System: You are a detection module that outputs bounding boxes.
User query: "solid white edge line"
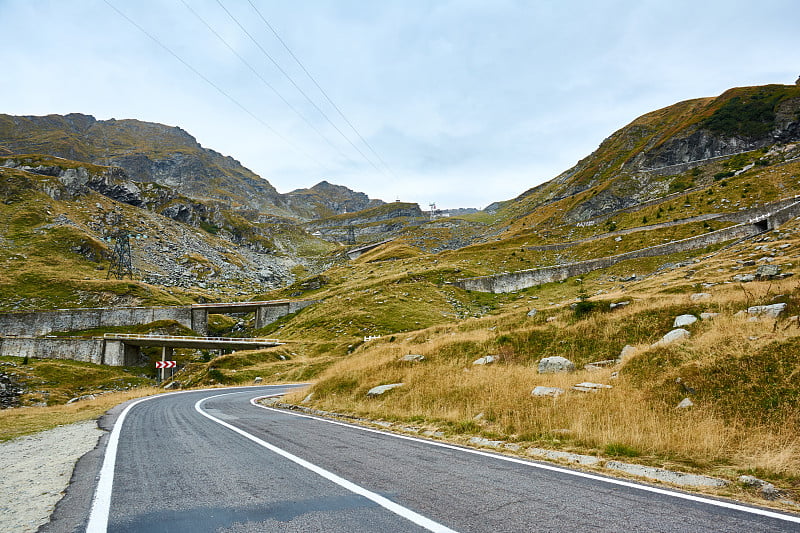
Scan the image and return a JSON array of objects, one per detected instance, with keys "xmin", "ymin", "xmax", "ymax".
[
  {"xmin": 84, "ymin": 385, "xmax": 300, "ymax": 533},
  {"xmin": 195, "ymin": 393, "xmax": 458, "ymax": 533},
  {"xmin": 249, "ymin": 396, "xmax": 800, "ymax": 525}
]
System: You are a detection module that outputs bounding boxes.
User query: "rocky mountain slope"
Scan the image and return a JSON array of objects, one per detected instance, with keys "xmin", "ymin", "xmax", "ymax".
[
  {"xmin": 0, "ymin": 113, "xmax": 290, "ymax": 215},
  {"xmin": 491, "ymin": 84, "xmax": 800, "ymax": 228},
  {"xmin": 284, "ymin": 180, "xmax": 384, "ymax": 221}
]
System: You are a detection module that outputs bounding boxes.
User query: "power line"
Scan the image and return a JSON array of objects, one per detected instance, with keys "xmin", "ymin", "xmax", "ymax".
[
  {"xmin": 245, "ymin": 0, "xmax": 398, "ymax": 179},
  {"xmin": 103, "ymin": 0, "xmax": 324, "ymax": 168},
  {"xmin": 214, "ymin": 0, "xmax": 386, "ymax": 176},
  {"xmin": 179, "ymin": 0, "xmax": 349, "ymax": 161}
]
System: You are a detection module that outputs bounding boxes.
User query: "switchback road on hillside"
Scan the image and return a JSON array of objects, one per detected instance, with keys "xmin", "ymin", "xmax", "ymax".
[{"xmin": 46, "ymin": 385, "xmax": 800, "ymax": 532}]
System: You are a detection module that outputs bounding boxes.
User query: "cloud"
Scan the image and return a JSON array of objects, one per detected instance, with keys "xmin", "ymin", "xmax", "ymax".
[{"xmin": 1, "ymin": 0, "xmax": 798, "ymax": 209}]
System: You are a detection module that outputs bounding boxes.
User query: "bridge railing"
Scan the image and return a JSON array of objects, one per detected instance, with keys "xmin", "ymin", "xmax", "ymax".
[{"xmin": 103, "ymin": 333, "xmax": 281, "ymax": 344}]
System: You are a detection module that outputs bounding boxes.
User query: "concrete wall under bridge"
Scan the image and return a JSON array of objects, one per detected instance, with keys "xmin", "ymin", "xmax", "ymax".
[
  {"xmin": 0, "ymin": 336, "xmax": 138, "ymax": 366},
  {"xmin": 0, "ymin": 300, "xmax": 316, "ymax": 338}
]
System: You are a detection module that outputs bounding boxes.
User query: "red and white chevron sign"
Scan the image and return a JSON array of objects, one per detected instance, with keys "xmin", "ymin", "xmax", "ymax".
[{"xmin": 155, "ymin": 361, "xmax": 177, "ymax": 369}]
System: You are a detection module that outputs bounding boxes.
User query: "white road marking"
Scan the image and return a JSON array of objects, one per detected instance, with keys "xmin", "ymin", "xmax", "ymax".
[
  {"xmin": 85, "ymin": 385, "xmax": 299, "ymax": 533},
  {"xmin": 250, "ymin": 396, "xmax": 800, "ymax": 525},
  {"xmin": 196, "ymin": 393, "xmax": 458, "ymax": 533}
]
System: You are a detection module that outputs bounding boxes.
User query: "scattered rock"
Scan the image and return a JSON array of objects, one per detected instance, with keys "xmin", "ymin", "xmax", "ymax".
[
  {"xmin": 469, "ymin": 436, "xmax": 503, "ymax": 448},
  {"xmin": 699, "ymin": 312, "xmax": 719, "ymax": 320},
  {"xmin": 747, "ymin": 303, "xmax": 786, "ymax": 318},
  {"xmin": 618, "ymin": 345, "xmax": 637, "ymax": 362},
  {"xmin": 527, "ymin": 447, "xmax": 601, "ymax": 465},
  {"xmin": 163, "ymin": 381, "xmax": 181, "ymax": 390},
  {"xmin": 610, "ymin": 301, "xmax": 631, "ymax": 310},
  {"xmin": 253, "ymin": 377, "xmax": 263, "ymax": 384},
  {"xmin": 531, "ymin": 386, "xmax": 565, "ymax": 397},
  {"xmin": 301, "ymin": 393, "xmax": 314, "ymax": 404},
  {"xmin": 0, "ymin": 373, "xmax": 24, "ymax": 408},
  {"xmin": 676, "ymin": 397, "xmax": 694, "ymax": 408},
  {"xmin": 584, "ymin": 359, "xmax": 617, "ymax": 371},
  {"xmin": 572, "ymin": 382, "xmax": 613, "ymax": 392},
  {"xmin": 366, "ymin": 383, "xmax": 404, "ymax": 397},
  {"xmin": 732, "ymin": 273, "xmax": 756, "ymax": 282},
  {"xmin": 755, "ymin": 264, "xmax": 781, "ymax": 280},
  {"xmin": 473, "ymin": 355, "xmax": 498, "ymax": 365},
  {"xmin": 651, "ymin": 328, "xmax": 691, "ymax": 347},
  {"xmin": 739, "ymin": 475, "xmax": 780, "ymax": 500},
  {"xmin": 690, "ymin": 292, "xmax": 711, "ymax": 302},
  {"xmin": 605, "ymin": 461, "xmax": 729, "ymax": 488},
  {"xmin": 538, "ymin": 356, "xmax": 575, "ymax": 374},
  {"xmin": 527, "ymin": 308, "xmax": 538, "ymax": 317},
  {"xmin": 66, "ymin": 394, "xmax": 97, "ymax": 404},
  {"xmin": 399, "ymin": 354, "xmax": 425, "ymax": 362},
  {"xmin": 422, "ymin": 430, "xmax": 445, "ymax": 438},
  {"xmin": 546, "ymin": 316, "xmax": 557, "ymax": 323},
  {"xmin": 673, "ymin": 314, "xmax": 698, "ymax": 327}
]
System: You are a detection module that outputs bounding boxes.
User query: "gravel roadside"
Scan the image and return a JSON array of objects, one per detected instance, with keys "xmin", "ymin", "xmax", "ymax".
[{"xmin": 0, "ymin": 421, "xmax": 104, "ymax": 533}]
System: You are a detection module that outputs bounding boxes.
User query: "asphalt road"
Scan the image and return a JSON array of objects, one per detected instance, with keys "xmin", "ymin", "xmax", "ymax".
[{"xmin": 47, "ymin": 385, "xmax": 800, "ymax": 532}]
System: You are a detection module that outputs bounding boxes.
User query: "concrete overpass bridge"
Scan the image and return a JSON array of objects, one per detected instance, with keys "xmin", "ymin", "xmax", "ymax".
[
  {"xmin": 103, "ymin": 334, "xmax": 283, "ymax": 366},
  {"xmin": 0, "ymin": 334, "xmax": 283, "ymax": 366}
]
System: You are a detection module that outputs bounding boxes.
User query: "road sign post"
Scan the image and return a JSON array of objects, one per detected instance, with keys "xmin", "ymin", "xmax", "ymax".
[{"xmin": 157, "ymin": 346, "xmax": 175, "ymax": 382}]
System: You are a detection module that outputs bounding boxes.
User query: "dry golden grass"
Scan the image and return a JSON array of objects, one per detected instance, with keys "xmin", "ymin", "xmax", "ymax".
[
  {"xmin": 0, "ymin": 387, "xmax": 163, "ymax": 442},
  {"xmin": 286, "ymin": 272, "xmax": 800, "ymax": 489}
]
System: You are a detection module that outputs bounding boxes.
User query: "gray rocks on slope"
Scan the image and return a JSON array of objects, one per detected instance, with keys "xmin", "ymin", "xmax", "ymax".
[{"xmin": 537, "ymin": 356, "xmax": 576, "ymax": 374}]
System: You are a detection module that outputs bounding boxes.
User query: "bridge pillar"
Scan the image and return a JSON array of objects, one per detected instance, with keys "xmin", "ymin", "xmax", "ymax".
[
  {"xmin": 191, "ymin": 308, "xmax": 208, "ymax": 336},
  {"xmin": 255, "ymin": 303, "xmax": 291, "ymax": 329},
  {"xmin": 103, "ymin": 340, "xmax": 141, "ymax": 366}
]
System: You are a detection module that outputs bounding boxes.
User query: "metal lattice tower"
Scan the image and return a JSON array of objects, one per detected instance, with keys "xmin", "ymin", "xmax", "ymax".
[{"xmin": 107, "ymin": 231, "xmax": 134, "ymax": 280}]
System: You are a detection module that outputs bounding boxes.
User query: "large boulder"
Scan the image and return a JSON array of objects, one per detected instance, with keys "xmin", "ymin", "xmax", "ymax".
[
  {"xmin": 755, "ymin": 264, "xmax": 781, "ymax": 280},
  {"xmin": 366, "ymin": 383, "xmax": 404, "ymax": 397},
  {"xmin": 618, "ymin": 345, "xmax": 637, "ymax": 362},
  {"xmin": 531, "ymin": 386, "xmax": 565, "ymax": 397},
  {"xmin": 747, "ymin": 303, "xmax": 786, "ymax": 318},
  {"xmin": 673, "ymin": 314, "xmax": 698, "ymax": 327},
  {"xmin": 538, "ymin": 356, "xmax": 575, "ymax": 374},
  {"xmin": 651, "ymin": 328, "xmax": 691, "ymax": 348}
]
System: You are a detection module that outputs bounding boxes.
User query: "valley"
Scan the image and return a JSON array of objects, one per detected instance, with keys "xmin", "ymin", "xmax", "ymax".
[{"xmin": 2, "ymin": 83, "xmax": 800, "ymax": 512}]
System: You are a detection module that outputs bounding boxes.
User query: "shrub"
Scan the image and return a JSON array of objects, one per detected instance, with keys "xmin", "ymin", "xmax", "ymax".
[
  {"xmin": 605, "ymin": 442, "xmax": 641, "ymax": 457},
  {"xmin": 573, "ymin": 300, "xmax": 599, "ymax": 318}
]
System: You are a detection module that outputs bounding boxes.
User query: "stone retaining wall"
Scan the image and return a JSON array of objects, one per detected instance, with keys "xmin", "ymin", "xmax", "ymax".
[
  {"xmin": 0, "ymin": 306, "xmax": 196, "ymax": 337},
  {"xmin": 454, "ymin": 200, "xmax": 800, "ymax": 293},
  {"xmin": 0, "ymin": 337, "xmax": 105, "ymax": 365}
]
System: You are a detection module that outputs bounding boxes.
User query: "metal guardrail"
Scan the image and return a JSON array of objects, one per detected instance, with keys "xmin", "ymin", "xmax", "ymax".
[{"xmin": 103, "ymin": 334, "xmax": 281, "ymax": 344}]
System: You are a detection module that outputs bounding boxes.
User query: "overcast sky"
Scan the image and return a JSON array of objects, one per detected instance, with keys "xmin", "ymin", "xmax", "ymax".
[{"xmin": 1, "ymin": 1, "xmax": 798, "ymax": 209}]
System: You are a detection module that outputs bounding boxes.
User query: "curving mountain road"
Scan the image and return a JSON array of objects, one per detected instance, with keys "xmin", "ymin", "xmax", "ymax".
[{"xmin": 45, "ymin": 385, "xmax": 800, "ymax": 532}]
